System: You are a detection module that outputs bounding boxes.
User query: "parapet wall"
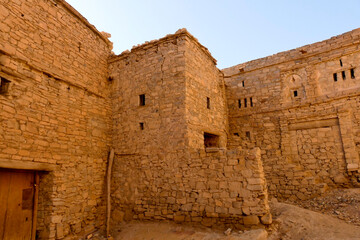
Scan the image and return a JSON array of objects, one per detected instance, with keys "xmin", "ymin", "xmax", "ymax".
[
  {"xmin": 224, "ymin": 27, "xmax": 360, "ymax": 201},
  {"xmin": 0, "ymin": 0, "xmax": 112, "ymax": 239}
]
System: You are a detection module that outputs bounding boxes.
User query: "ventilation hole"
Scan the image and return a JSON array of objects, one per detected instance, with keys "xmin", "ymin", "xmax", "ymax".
[
  {"xmin": 139, "ymin": 94, "xmax": 145, "ymax": 106},
  {"xmin": 244, "ymin": 98, "xmax": 247, "ymax": 108},
  {"xmin": 246, "ymin": 131, "xmax": 251, "ymax": 139},
  {"xmin": 242, "ymin": 81, "xmax": 245, "ymax": 87},
  {"xmin": 139, "ymin": 122, "xmax": 144, "ymax": 130},
  {"xmin": 250, "ymin": 97, "xmax": 253, "ymax": 107},
  {"xmin": 340, "ymin": 59, "xmax": 343, "ymax": 67},
  {"xmin": 293, "ymin": 90, "xmax": 298, "ymax": 97},
  {"xmin": 351, "ymin": 68, "xmax": 355, "ymax": 79},
  {"xmin": 333, "ymin": 73, "xmax": 338, "ymax": 82},
  {"xmin": 207, "ymin": 97, "xmax": 210, "ymax": 109},
  {"xmin": 342, "ymin": 71, "xmax": 346, "ymax": 80},
  {"xmin": 238, "ymin": 99, "xmax": 241, "ymax": 108},
  {"xmin": 0, "ymin": 77, "xmax": 11, "ymax": 94}
]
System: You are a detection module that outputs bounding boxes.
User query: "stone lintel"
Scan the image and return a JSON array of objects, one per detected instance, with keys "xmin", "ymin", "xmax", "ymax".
[{"xmin": 0, "ymin": 159, "xmax": 59, "ymax": 171}]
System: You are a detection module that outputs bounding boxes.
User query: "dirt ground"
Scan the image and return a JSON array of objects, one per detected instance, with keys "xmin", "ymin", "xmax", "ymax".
[{"xmin": 106, "ymin": 189, "xmax": 360, "ymax": 240}]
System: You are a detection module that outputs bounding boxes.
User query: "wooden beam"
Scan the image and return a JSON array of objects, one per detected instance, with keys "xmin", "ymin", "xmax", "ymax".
[
  {"xmin": 0, "ymin": 159, "xmax": 58, "ymax": 171},
  {"xmin": 31, "ymin": 172, "xmax": 39, "ymax": 240}
]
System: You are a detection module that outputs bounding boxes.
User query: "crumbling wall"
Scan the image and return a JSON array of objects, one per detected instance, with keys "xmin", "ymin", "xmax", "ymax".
[
  {"xmin": 224, "ymin": 28, "xmax": 360, "ymax": 201},
  {"xmin": 109, "ymin": 30, "xmax": 271, "ymax": 228},
  {"xmin": 0, "ymin": 0, "xmax": 112, "ymax": 239}
]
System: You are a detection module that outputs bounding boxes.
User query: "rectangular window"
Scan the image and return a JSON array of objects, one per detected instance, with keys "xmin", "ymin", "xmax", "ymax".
[
  {"xmin": 244, "ymin": 98, "xmax": 247, "ymax": 108},
  {"xmin": 351, "ymin": 68, "xmax": 355, "ymax": 79},
  {"xmin": 238, "ymin": 99, "xmax": 241, "ymax": 108},
  {"xmin": 204, "ymin": 132, "xmax": 219, "ymax": 148},
  {"xmin": 139, "ymin": 122, "xmax": 144, "ymax": 130},
  {"xmin": 333, "ymin": 73, "xmax": 337, "ymax": 82},
  {"xmin": 139, "ymin": 94, "xmax": 145, "ymax": 106},
  {"xmin": 293, "ymin": 90, "xmax": 298, "ymax": 97},
  {"xmin": 0, "ymin": 77, "xmax": 10, "ymax": 94},
  {"xmin": 242, "ymin": 81, "xmax": 245, "ymax": 87},
  {"xmin": 207, "ymin": 97, "xmax": 210, "ymax": 109},
  {"xmin": 342, "ymin": 71, "xmax": 346, "ymax": 80}
]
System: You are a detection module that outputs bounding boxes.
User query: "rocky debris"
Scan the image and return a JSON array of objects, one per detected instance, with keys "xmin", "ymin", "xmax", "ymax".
[
  {"xmin": 268, "ymin": 200, "xmax": 360, "ymax": 240},
  {"xmin": 287, "ymin": 188, "xmax": 360, "ymax": 226},
  {"xmin": 224, "ymin": 228, "xmax": 232, "ymax": 236}
]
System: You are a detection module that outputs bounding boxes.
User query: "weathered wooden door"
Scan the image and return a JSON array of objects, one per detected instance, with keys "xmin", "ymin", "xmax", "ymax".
[{"xmin": 0, "ymin": 169, "xmax": 38, "ymax": 240}]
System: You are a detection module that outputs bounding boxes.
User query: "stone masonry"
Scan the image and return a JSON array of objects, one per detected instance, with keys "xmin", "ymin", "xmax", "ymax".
[
  {"xmin": 223, "ymin": 28, "xmax": 360, "ymax": 200},
  {"xmin": 0, "ymin": 0, "xmax": 359, "ymax": 239}
]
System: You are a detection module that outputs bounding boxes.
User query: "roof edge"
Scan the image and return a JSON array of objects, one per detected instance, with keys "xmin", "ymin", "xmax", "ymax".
[
  {"xmin": 222, "ymin": 27, "xmax": 360, "ymax": 77},
  {"xmin": 109, "ymin": 28, "xmax": 217, "ymax": 65},
  {"xmin": 59, "ymin": 0, "xmax": 113, "ymax": 48}
]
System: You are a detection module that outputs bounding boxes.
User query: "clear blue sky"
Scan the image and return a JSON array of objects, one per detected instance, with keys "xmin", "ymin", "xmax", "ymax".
[{"xmin": 66, "ymin": 0, "xmax": 360, "ymax": 69}]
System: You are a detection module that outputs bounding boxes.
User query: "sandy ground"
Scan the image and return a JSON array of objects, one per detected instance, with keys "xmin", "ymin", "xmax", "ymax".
[{"xmin": 268, "ymin": 200, "xmax": 360, "ymax": 240}]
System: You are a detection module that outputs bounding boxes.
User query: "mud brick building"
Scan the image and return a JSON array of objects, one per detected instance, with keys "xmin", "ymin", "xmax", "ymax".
[{"xmin": 0, "ymin": 0, "xmax": 359, "ymax": 239}]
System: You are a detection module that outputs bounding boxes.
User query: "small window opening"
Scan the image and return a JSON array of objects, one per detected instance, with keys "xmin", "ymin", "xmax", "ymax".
[
  {"xmin": 250, "ymin": 97, "xmax": 253, "ymax": 107},
  {"xmin": 204, "ymin": 132, "xmax": 219, "ymax": 148},
  {"xmin": 244, "ymin": 98, "xmax": 247, "ymax": 108},
  {"xmin": 139, "ymin": 94, "xmax": 145, "ymax": 106},
  {"xmin": 238, "ymin": 99, "xmax": 241, "ymax": 108},
  {"xmin": 245, "ymin": 131, "xmax": 251, "ymax": 139},
  {"xmin": 333, "ymin": 73, "xmax": 338, "ymax": 82},
  {"xmin": 242, "ymin": 81, "xmax": 245, "ymax": 87},
  {"xmin": 293, "ymin": 90, "xmax": 298, "ymax": 97},
  {"xmin": 239, "ymin": 68, "xmax": 244, "ymax": 73},
  {"xmin": 350, "ymin": 68, "xmax": 355, "ymax": 79},
  {"xmin": 0, "ymin": 77, "xmax": 11, "ymax": 94},
  {"xmin": 206, "ymin": 97, "xmax": 210, "ymax": 109},
  {"xmin": 342, "ymin": 71, "xmax": 346, "ymax": 80},
  {"xmin": 234, "ymin": 133, "xmax": 239, "ymax": 136},
  {"xmin": 340, "ymin": 59, "xmax": 343, "ymax": 67},
  {"xmin": 139, "ymin": 122, "xmax": 144, "ymax": 130}
]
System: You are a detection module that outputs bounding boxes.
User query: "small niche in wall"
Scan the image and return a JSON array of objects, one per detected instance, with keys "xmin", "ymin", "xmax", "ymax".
[
  {"xmin": 244, "ymin": 98, "xmax": 247, "ymax": 108},
  {"xmin": 0, "ymin": 77, "xmax": 11, "ymax": 94},
  {"xmin": 204, "ymin": 132, "xmax": 219, "ymax": 148},
  {"xmin": 139, "ymin": 94, "xmax": 145, "ymax": 106},
  {"xmin": 342, "ymin": 71, "xmax": 346, "ymax": 80},
  {"xmin": 238, "ymin": 99, "xmax": 241, "ymax": 108},
  {"xmin": 139, "ymin": 122, "xmax": 144, "ymax": 130},
  {"xmin": 207, "ymin": 97, "xmax": 211, "ymax": 109},
  {"xmin": 293, "ymin": 90, "xmax": 298, "ymax": 97},
  {"xmin": 250, "ymin": 97, "xmax": 253, "ymax": 107},
  {"xmin": 333, "ymin": 73, "xmax": 338, "ymax": 82},
  {"xmin": 245, "ymin": 131, "xmax": 251, "ymax": 139},
  {"xmin": 350, "ymin": 68, "xmax": 355, "ymax": 79}
]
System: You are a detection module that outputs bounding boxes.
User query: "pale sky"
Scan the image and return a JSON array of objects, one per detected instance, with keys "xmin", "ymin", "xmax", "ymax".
[{"xmin": 66, "ymin": 0, "xmax": 360, "ymax": 69}]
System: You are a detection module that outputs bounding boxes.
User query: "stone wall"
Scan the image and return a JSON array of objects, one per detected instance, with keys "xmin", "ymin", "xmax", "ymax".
[
  {"xmin": 109, "ymin": 30, "xmax": 271, "ymax": 228},
  {"xmin": 224, "ymin": 28, "xmax": 360, "ymax": 200},
  {"xmin": 0, "ymin": 0, "xmax": 112, "ymax": 239}
]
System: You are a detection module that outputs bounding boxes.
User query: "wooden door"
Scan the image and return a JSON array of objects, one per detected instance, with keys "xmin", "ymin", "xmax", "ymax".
[{"xmin": 0, "ymin": 169, "xmax": 37, "ymax": 240}]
